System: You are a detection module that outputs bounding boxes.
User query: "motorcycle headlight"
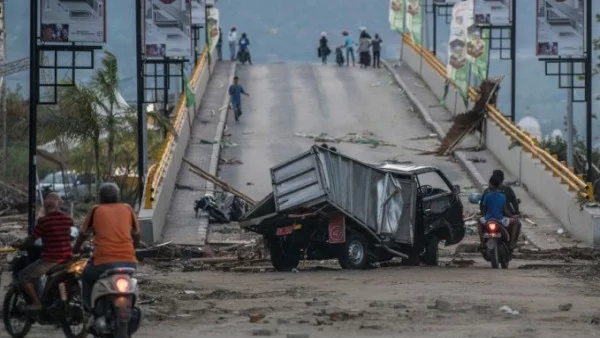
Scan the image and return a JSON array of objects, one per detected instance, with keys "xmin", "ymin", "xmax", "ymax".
[{"xmin": 68, "ymin": 259, "xmax": 88, "ymax": 275}]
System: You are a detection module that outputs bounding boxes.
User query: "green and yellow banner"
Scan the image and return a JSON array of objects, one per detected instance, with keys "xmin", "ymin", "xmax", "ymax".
[
  {"xmin": 405, "ymin": 0, "xmax": 422, "ymax": 45},
  {"xmin": 206, "ymin": 7, "xmax": 220, "ymax": 51},
  {"xmin": 389, "ymin": 0, "xmax": 406, "ymax": 33}
]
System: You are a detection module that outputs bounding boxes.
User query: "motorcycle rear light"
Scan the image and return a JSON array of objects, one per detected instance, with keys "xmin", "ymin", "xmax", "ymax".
[
  {"xmin": 488, "ymin": 222, "xmax": 497, "ymax": 232},
  {"xmin": 115, "ymin": 278, "xmax": 130, "ymax": 293}
]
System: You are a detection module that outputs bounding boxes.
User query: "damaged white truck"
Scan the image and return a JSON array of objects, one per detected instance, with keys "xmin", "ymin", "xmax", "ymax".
[{"xmin": 240, "ymin": 145, "xmax": 466, "ymax": 271}]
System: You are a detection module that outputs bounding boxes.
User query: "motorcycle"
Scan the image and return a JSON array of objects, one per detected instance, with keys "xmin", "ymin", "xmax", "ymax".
[
  {"xmin": 194, "ymin": 192, "xmax": 249, "ymax": 223},
  {"xmin": 80, "ymin": 243, "xmax": 142, "ymax": 338},
  {"xmin": 335, "ymin": 46, "xmax": 344, "ymax": 66},
  {"xmin": 3, "ymin": 248, "xmax": 87, "ymax": 338},
  {"xmin": 481, "ymin": 219, "xmax": 512, "ymax": 269},
  {"xmin": 236, "ymin": 48, "xmax": 251, "ymax": 65},
  {"xmin": 468, "ymin": 193, "xmax": 514, "ymax": 269}
]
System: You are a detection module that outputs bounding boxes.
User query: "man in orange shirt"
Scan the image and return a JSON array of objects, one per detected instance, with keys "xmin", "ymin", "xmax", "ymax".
[{"xmin": 73, "ymin": 183, "xmax": 140, "ymax": 310}]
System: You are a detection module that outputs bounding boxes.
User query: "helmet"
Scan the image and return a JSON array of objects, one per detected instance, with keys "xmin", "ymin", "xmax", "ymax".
[
  {"xmin": 98, "ymin": 182, "xmax": 120, "ymax": 204},
  {"xmin": 342, "ymin": 30, "xmax": 348, "ymax": 35},
  {"xmin": 468, "ymin": 192, "xmax": 482, "ymax": 204},
  {"xmin": 320, "ymin": 31, "xmax": 327, "ymax": 37},
  {"xmin": 231, "ymin": 25, "xmax": 236, "ymax": 30}
]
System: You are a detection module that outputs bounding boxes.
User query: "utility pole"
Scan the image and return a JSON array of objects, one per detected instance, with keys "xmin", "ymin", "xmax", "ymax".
[{"xmin": 0, "ymin": 0, "xmax": 6, "ymax": 178}]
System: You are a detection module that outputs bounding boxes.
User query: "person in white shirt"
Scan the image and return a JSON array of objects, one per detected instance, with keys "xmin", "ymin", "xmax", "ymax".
[{"xmin": 228, "ymin": 26, "xmax": 238, "ymax": 61}]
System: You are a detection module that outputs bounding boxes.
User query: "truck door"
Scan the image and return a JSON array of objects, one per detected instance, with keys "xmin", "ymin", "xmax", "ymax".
[{"xmin": 416, "ymin": 170, "xmax": 464, "ymax": 245}]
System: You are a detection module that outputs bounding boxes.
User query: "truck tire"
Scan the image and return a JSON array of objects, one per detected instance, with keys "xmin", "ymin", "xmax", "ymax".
[
  {"xmin": 338, "ymin": 233, "xmax": 370, "ymax": 270},
  {"xmin": 268, "ymin": 239, "xmax": 300, "ymax": 272},
  {"xmin": 423, "ymin": 235, "xmax": 439, "ymax": 266}
]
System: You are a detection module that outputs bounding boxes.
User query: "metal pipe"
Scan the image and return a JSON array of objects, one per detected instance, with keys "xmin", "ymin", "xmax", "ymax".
[
  {"xmin": 509, "ymin": 0, "xmax": 516, "ymax": 121},
  {"xmin": 432, "ymin": 3, "xmax": 437, "ymax": 56},
  {"xmin": 135, "ymin": 0, "xmax": 147, "ymax": 208},
  {"xmin": 585, "ymin": 0, "xmax": 593, "ymax": 181},
  {"xmin": 566, "ymin": 62, "xmax": 574, "ymax": 168},
  {"xmin": 205, "ymin": 2, "xmax": 211, "ymax": 74},
  {"xmin": 28, "ymin": 0, "xmax": 39, "ymax": 233},
  {"xmin": 163, "ymin": 58, "xmax": 169, "ymax": 117}
]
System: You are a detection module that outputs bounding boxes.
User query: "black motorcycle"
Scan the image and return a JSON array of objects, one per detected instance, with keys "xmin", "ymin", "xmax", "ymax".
[
  {"xmin": 335, "ymin": 47, "xmax": 344, "ymax": 66},
  {"xmin": 194, "ymin": 192, "xmax": 248, "ymax": 223},
  {"xmin": 236, "ymin": 48, "xmax": 251, "ymax": 65},
  {"xmin": 3, "ymin": 246, "xmax": 87, "ymax": 338}
]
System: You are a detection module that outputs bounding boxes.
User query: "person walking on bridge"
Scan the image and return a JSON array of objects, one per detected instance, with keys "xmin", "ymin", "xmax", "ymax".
[
  {"xmin": 342, "ymin": 30, "xmax": 355, "ymax": 67},
  {"xmin": 358, "ymin": 30, "xmax": 371, "ymax": 68},
  {"xmin": 228, "ymin": 76, "xmax": 250, "ymax": 122},
  {"xmin": 228, "ymin": 26, "xmax": 237, "ymax": 61}
]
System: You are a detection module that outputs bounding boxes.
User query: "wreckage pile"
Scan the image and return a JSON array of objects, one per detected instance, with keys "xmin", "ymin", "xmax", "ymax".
[
  {"xmin": 0, "ymin": 181, "xmax": 28, "ymax": 215},
  {"xmin": 426, "ymin": 77, "xmax": 502, "ymax": 156}
]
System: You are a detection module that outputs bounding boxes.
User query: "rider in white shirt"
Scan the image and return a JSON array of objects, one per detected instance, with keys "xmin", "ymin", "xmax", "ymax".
[{"xmin": 228, "ymin": 26, "xmax": 238, "ymax": 61}]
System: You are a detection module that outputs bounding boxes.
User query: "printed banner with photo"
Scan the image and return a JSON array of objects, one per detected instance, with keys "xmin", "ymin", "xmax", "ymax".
[
  {"xmin": 406, "ymin": 0, "xmax": 422, "ymax": 44},
  {"xmin": 144, "ymin": 0, "xmax": 192, "ymax": 58},
  {"xmin": 473, "ymin": 0, "xmax": 511, "ymax": 25},
  {"xmin": 446, "ymin": 0, "xmax": 472, "ymax": 101},
  {"xmin": 206, "ymin": 6, "xmax": 220, "ymax": 51},
  {"xmin": 40, "ymin": 0, "xmax": 106, "ymax": 43},
  {"xmin": 191, "ymin": 0, "xmax": 204, "ymax": 26},
  {"xmin": 535, "ymin": 0, "xmax": 584, "ymax": 57},
  {"xmin": 389, "ymin": 0, "xmax": 406, "ymax": 33},
  {"xmin": 464, "ymin": 2, "xmax": 490, "ymax": 83}
]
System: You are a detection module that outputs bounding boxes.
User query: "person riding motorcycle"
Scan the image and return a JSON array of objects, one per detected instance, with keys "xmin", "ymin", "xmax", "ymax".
[
  {"xmin": 11, "ymin": 192, "xmax": 74, "ymax": 312},
  {"xmin": 72, "ymin": 182, "xmax": 141, "ymax": 311},
  {"xmin": 479, "ymin": 169, "xmax": 519, "ymax": 216},
  {"xmin": 478, "ymin": 175, "xmax": 521, "ymax": 250}
]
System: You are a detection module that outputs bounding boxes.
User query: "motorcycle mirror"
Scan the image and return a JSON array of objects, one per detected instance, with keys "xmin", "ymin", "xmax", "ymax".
[{"xmin": 453, "ymin": 184, "xmax": 461, "ymax": 194}]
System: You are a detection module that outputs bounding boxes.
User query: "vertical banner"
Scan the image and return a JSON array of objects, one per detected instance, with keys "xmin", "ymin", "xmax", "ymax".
[
  {"xmin": 535, "ymin": 0, "xmax": 584, "ymax": 56},
  {"xmin": 389, "ymin": 0, "xmax": 406, "ymax": 33},
  {"xmin": 466, "ymin": 19, "xmax": 490, "ymax": 83},
  {"xmin": 406, "ymin": 0, "xmax": 422, "ymax": 44},
  {"xmin": 206, "ymin": 7, "xmax": 220, "ymax": 51},
  {"xmin": 446, "ymin": 0, "xmax": 472, "ymax": 101},
  {"xmin": 144, "ymin": 0, "xmax": 192, "ymax": 58},
  {"xmin": 40, "ymin": 0, "xmax": 107, "ymax": 43}
]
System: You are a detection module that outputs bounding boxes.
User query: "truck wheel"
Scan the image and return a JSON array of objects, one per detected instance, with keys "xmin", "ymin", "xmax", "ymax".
[
  {"xmin": 268, "ymin": 239, "xmax": 300, "ymax": 272},
  {"xmin": 423, "ymin": 235, "xmax": 439, "ymax": 266},
  {"xmin": 338, "ymin": 233, "xmax": 370, "ymax": 270}
]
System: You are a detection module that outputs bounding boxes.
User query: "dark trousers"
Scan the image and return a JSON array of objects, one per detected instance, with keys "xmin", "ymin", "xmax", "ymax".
[
  {"xmin": 373, "ymin": 51, "xmax": 381, "ymax": 68},
  {"xmin": 82, "ymin": 261, "xmax": 136, "ymax": 310},
  {"xmin": 346, "ymin": 47, "xmax": 355, "ymax": 66}
]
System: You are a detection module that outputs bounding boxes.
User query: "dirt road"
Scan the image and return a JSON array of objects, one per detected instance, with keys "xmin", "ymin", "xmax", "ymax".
[{"xmin": 7, "ymin": 256, "xmax": 600, "ymax": 338}]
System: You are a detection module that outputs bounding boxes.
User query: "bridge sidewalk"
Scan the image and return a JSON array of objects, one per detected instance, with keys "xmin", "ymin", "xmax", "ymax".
[
  {"xmin": 162, "ymin": 61, "xmax": 235, "ymax": 245},
  {"xmin": 384, "ymin": 60, "xmax": 582, "ymax": 250}
]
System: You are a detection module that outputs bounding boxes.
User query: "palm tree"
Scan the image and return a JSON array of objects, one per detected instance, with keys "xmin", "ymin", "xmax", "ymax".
[
  {"xmin": 91, "ymin": 51, "xmax": 123, "ymax": 179},
  {"xmin": 39, "ymin": 84, "xmax": 103, "ymax": 186}
]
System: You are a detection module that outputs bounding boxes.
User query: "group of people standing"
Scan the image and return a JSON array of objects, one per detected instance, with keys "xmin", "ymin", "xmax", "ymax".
[
  {"xmin": 318, "ymin": 27, "xmax": 383, "ymax": 68},
  {"xmin": 217, "ymin": 26, "xmax": 252, "ymax": 64}
]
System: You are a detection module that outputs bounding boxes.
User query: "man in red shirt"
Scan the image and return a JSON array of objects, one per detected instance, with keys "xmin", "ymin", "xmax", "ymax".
[{"xmin": 13, "ymin": 192, "xmax": 74, "ymax": 311}]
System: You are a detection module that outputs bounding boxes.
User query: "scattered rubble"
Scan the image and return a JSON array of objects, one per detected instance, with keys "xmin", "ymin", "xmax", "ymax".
[{"xmin": 294, "ymin": 131, "xmax": 396, "ymax": 148}]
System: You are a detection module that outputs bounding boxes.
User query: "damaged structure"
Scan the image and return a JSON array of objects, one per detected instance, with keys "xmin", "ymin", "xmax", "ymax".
[{"xmin": 240, "ymin": 145, "xmax": 466, "ymax": 271}]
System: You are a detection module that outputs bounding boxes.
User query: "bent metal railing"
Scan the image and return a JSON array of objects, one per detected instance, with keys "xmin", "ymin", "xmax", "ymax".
[
  {"xmin": 401, "ymin": 33, "xmax": 593, "ymax": 200},
  {"xmin": 143, "ymin": 46, "xmax": 209, "ymax": 209}
]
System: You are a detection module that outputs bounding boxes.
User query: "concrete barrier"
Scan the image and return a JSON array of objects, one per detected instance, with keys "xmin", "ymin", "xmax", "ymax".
[
  {"xmin": 399, "ymin": 35, "xmax": 600, "ymax": 248},
  {"xmin": 138, "ymin": 49, "xmax": 218, "ymax": 243}
]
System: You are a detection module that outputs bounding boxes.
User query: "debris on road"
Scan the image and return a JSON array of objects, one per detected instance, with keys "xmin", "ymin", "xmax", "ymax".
[
  {"xmin": 428, "ymin": 299, "xmax": 451, "ymax": 311},
  {"xmin": 558, "ymin": 303, "xmax": 573, "ymax": 312},
  {"xmin": 219, "ymin": 158, "xmax": 244, "ymax": 165},
  {"xmin": 499, "ymin": 305, "xmax": 520, "ymax": 316},
  {"xmin": 294, "ymin": 131, "xmax": 396, "ymax": 148}
]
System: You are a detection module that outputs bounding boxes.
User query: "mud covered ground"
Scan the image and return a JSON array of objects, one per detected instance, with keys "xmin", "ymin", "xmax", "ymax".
[{"xmin": 3, "ymin": 251, "xmax": 600, "ymax": 338}]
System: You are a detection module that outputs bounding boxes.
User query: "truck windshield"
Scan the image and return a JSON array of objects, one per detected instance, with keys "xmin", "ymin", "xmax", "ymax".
[{"xmin": 417, "ymin": 171, "xmax": 451, "ymax": 193}]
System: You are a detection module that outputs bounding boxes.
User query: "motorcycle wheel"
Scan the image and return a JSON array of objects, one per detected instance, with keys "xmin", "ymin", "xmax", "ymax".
[
  {"xmin": 115, "ymin": 319, "xmax": 129, "ymax": 338},
  {"xmin": 489, "ymin": 246, "xmax": 499, "ymax": 269},
  {"xmin": 60, "ymin": 282, "xmax": 86, "ymax": 338},
  {"xmin": 2, "ymin": 287, "xmax": 33, "ymax": 338}
]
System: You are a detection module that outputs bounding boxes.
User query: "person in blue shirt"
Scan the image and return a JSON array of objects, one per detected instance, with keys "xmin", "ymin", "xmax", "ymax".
[
  {"xmin": 342, "ymin": 30, "xmax": 355, "ymax": 67},
  {"xmin": 228, "ymin": 76, "xmax": 250, "ymax": 122},
  {"xmin": 479, "ymin": 175, "xmax": 521, "ymax": 250}
]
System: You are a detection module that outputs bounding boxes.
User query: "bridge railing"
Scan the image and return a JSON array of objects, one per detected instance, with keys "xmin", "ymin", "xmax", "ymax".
[
  {"xmin": 401, "ymin": 33, "xmax": 593, "ymax": 199},
  {"xmin": 143, "ymin": 46, "xmax": 209, "ymax": 210}
]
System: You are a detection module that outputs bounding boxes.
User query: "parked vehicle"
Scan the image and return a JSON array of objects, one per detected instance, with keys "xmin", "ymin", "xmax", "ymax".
[
  {"xmin": 335, "ymin": 46, "xmax": 344, "ymax": 66},
  {"xmin": 38, "ymin": 170, "xmax": 78, "ymax": 200},
  {"xmin": 240, "ymin": 145, "xmax": 465, "ymax": 271}
]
